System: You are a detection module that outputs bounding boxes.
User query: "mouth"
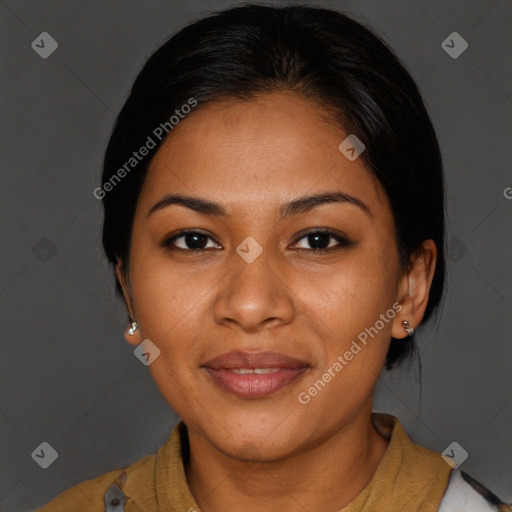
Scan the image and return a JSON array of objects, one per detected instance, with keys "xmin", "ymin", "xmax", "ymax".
[{"xmin": 201, "ymin": 350, "xmax": 310, "ymax": 399}]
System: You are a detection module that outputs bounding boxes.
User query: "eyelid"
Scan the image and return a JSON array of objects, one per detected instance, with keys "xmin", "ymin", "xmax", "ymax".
[
  {"xmin": 292, "ymin": 227, "xmax": 351, "ymax": 242},
  {"xmin": 290, "ymin": 228, "xmax": 354, "ymax": 249},
  {"xmin": 160, "ymin": 229, "xmax": 220, "ymax": 249},
  {"xmin": 161, "ymin": 227, "xmax": 354, "ymax": 251}
]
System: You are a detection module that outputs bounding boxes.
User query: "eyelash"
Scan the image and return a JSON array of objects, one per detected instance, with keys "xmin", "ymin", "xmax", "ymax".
[{"xmin": 160, "ymin": 228, "xmax": 354, "ymax": 253}]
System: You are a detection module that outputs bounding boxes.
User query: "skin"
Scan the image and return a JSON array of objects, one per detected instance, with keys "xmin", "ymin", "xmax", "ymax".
[{"xmin": 116, "ymin": 91, "xmax": 437, "ymax": 511}]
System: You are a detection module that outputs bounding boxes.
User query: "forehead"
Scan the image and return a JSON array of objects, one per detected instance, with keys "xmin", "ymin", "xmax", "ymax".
[{"xmin": 141, "ymin": 92, "xmax": 387, "ymax": 217}]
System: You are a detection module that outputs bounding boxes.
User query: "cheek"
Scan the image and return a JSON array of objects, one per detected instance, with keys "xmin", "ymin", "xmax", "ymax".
[
  {"xmin": 306, "ymin": 250, "xmax": 397, "ymax": 388},
  {"xmin": 298, "ymin": 276, "xmax": 394, "ymax": 420},
  {"xmin": 129, "ymin": 254, "xmax": 206, "ymax": 410},
  {"xmin": 128, "ymin": 245, "xmax": 226, "ymax": 398},
  {"xmin": 311, "ymin": 250, "xmax": 396, "ymax": 333},
  {"xmin": 129, "ymin": 244, "xmax": 208, "ymax": 336}
]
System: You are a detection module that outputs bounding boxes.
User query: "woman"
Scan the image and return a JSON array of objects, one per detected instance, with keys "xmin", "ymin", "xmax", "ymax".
[{"xmin": 38, "ymin": 4, "xmax": 510, "ymax": 511}]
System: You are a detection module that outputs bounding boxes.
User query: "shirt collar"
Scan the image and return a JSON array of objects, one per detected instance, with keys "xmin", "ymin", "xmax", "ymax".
[{"xmin": 154, "ymin": 412, "xmax": 451, "ymax": 512}]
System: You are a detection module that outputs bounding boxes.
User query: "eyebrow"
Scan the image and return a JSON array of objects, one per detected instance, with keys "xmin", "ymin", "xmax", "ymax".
[{"xmin": 147, "ymin": 191, "xmax": 373, "ymax": 220}]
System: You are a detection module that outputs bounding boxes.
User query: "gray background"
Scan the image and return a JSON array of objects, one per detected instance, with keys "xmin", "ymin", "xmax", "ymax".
[{"xmin": 1, "ymin": 0, "xmax": 511, "ymax": 510}]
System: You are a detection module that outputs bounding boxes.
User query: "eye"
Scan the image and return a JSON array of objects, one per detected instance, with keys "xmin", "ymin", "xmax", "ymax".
[
  {"xmin": 292, "ymin": 229, "xmax": 354, "ymax": 251},
  {"xmin": 160, "ymin": 230, "xmax": 221, "ymax": 251},
  {"xmin": 161, "ymin": 228, "xmax": 354, "ymax": 252}
]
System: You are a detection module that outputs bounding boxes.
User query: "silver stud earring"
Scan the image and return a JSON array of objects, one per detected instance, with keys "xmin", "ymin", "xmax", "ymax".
[
  {"xmin": 402, "ymin": 320, "xmax": 414, "ymax": 336},
  {"xmin": 127, "ymin": 321, "xmax": 139, "ymax": 336}
]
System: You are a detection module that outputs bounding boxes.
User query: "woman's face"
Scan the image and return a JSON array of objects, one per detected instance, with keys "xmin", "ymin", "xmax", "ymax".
[{"xmin": 119, "ymin": 91, "xmax": 422, "ymax": 460}]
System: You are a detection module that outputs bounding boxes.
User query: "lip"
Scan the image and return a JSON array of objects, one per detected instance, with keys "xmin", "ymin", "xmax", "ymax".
[{"xmin": 202, "ymin": 350, "xmax": 310, "ymax": 398}]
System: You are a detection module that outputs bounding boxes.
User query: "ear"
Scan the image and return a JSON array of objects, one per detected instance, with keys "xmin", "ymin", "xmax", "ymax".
[
  {"xmin": 392, "ymin": 239, "xmax": 437, "ymax": 339},
  {"xmin": 115, "ymin": 258, "xmax": 140, "ymax": 347}
]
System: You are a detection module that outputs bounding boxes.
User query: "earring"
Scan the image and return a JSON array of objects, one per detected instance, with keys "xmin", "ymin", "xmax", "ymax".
[
  {"xmin": 402, "ymin": 320, "xmax": 414, "ymax": 336},
  {"xmin": 127, "ymin": 321, "xmax": 139, "ymax": 336}
]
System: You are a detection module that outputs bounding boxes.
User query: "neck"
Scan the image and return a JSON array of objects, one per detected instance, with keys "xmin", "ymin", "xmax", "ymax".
[{"xmin": 184, "ymin": 409, "xmax": 389, "ymax": 512}]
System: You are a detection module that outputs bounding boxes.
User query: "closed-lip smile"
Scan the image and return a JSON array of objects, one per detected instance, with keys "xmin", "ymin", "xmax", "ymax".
[{"xmin": 201, "ymin": 350, "xmax": 310, "ymax": 398}]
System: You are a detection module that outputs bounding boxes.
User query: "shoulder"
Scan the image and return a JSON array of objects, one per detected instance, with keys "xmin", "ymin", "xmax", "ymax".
[
  {"xmin": 438, "ymin": 468, "xmax": 512, "ymax": 512},
  {"xmin": 36, "ymin": 451, "xmax": 157, "ymax": 511}
]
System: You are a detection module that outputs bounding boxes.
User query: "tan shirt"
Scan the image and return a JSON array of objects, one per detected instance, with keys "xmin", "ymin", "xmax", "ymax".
[{"xmin": 37, "ymin": 413, "xmax": 454, "ymax": 511}]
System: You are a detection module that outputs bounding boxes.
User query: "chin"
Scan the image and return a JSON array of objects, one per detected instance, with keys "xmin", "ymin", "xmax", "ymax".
[{"xmin": 202, "ymin": 410, "xmax": 308, "ymax": 461}]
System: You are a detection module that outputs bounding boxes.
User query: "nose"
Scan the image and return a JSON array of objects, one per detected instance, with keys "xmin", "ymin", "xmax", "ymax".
[{"xmin": 213, "ymin": 243, "xmax": 295, "ymax": 333}]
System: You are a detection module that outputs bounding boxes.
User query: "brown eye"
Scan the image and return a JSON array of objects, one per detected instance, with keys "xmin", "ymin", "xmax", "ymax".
[
  {"xmin": 293, "ymin": 229, "xmax": 354, "ymax": 251},
  {"xmin": 161, "ymin": 230, "xmax": 221, "ymax": 251}
]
